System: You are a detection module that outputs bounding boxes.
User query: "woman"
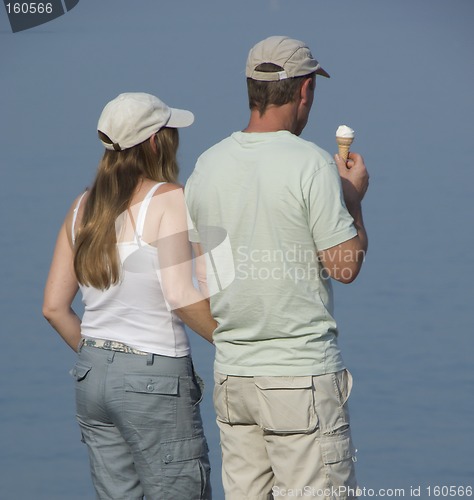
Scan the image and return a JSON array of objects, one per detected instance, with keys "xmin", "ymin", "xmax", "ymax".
[{"xmin": 43, "ymin": 92, "xmax": 216, "ymax": 499}]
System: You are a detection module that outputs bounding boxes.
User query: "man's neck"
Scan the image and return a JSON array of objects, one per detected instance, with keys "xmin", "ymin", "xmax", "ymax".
[{"xmin": 243, "ymin": 104, "xmax": 299, "ymax": 134}]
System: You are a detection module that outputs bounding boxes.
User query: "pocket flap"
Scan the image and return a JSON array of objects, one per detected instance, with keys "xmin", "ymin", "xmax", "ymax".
[
  {"xmin": 161, "ymin": 435, "xmax": 209, "ymax": 464},
  {"xmin": 124, "ymin": 374, "xmax": 178, "ymax": 395},
  {"xmin": 254, "ymin": 376, "xmax": 317, "ymax": 433},
  {"xmin": 214, "ymin": 372, "xmax": 228, "ymax": 385},
  {"xmin": 321, "ymin": 433, "xmax": 354, "ymax": 464},
  {"xmin": 254, "ymin": 376, "xmax": 313, "ymax": 390},
  {"xmin": 70, "ymin": 362, "xmax": 92, "ymax": 381}
]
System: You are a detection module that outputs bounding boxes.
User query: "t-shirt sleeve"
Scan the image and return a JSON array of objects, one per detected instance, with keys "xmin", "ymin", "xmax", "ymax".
[{"xmin": 304, "ymin": 160, "xmax": 357, "ymax": 251}]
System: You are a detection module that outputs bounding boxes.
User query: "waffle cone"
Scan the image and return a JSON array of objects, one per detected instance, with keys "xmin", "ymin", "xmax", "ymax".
[{"xmin": 336, "ymin": 136, "xmax": 353, "ymax": 162}]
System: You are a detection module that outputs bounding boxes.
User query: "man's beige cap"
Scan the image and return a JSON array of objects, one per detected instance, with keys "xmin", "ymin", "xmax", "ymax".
[{"xmin": 246, "ymin": 35, "xmax": 330, "ymax": 81}]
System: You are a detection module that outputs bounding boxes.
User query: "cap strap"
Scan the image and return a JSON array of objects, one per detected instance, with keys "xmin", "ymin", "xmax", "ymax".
[{"xmin": 251, "ymin": 69, "xmax": 288, "ymax": 81}]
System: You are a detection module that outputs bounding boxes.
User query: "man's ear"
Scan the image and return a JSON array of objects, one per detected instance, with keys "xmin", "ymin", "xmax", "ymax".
[{"xmin": 300, "ymin": 76, "xmax": 315, "ymax": 104}]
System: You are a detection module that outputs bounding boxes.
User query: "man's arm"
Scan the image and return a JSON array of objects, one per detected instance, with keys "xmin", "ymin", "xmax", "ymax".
[{"xmin": 318, "ymin": 152, "xmax": 369, "ymax": 284}]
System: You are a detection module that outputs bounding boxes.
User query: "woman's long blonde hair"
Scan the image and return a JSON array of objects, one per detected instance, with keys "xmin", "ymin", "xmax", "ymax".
[{"xmin": 74, "ymin": 128, "xmax": 179, "ymax": 289}]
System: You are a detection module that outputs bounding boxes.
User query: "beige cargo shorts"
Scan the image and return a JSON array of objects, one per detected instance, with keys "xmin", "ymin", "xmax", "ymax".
[{"xmin": 213, "ymin": 369, "xmax": 358, "ymax": 500}]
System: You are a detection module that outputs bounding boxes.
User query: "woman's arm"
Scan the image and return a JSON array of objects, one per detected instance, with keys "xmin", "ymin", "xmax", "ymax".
[
  {"xmin": 154, "ymin": 185, "xmax": 217, "ymax": 344},
  {"xmin": 192, "ymin": 242, "xmax": 210, "ymax": 299},
  {"xmin": 43, "ymin": 204, "xmax": 81, "ymax": 351}
]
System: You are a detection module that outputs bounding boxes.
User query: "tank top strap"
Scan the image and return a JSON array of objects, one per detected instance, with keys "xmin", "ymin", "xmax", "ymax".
[
  {"xmin": 71, "ymin": 191, "xmax": 88, "ymax": 245},
  {"xmin": 135, "ymin": 182, "xmax": 166, "ymax": 239}
]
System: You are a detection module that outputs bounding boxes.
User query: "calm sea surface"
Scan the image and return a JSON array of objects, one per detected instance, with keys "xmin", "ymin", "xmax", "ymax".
[
  {"xmin": 1, "ymin": 1, "xmax": 473, "ymax": 497},
  {"xmin": 1, "ymin": 151, "xmax": 473, "ymax": 499}
]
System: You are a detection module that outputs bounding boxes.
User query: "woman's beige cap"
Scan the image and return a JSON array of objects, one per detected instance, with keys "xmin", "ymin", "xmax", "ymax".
[
  {"xmin": 97, "ymin": 92, "xmax": 194, "ymax": 151},
  {"xmin": 246, "ymin": 35, "xmax": 330, "ymax": 81}
]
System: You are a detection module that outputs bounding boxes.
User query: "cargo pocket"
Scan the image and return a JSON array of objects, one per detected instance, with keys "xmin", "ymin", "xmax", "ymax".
[
  {"xmin": 313, "ymin": 371, "xmax": 352, "ymax": 434},
  {"xmin": 123, "ymin": 374, "xmax": 178, "ymax": 429},
  {"xmin": 320, "ymin": 429, "xmax": 357, "ymax": 489},
  {"xmin": 161, "ymin": 435, "xmax": 211, "ymax": 500},
  {"xmin": 213, "ymin": 372, "xmax": 230, "ymax": 424},
  {"xmin": 190, "ymin": 370, "xmax": 205, "ymax": 407},
  {"xmin": 333, "ymin": 369, "xmax": 353, "ymax": 407},
  {"xmin": 70, "ymin": 362, "xmax": 93, "ymax": 419},
  {"xmin": 254, "ymin": 376, "xmax": 318, "ymax": 434},
  {"xmin": 69, "ymin": 362, "xmax": 92, "ymax": 381}
]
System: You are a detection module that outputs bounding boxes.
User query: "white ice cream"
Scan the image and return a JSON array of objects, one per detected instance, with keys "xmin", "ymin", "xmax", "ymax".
[{"xmin": 336, "ymin": 125, "xmax": 355, "ymax": 138}]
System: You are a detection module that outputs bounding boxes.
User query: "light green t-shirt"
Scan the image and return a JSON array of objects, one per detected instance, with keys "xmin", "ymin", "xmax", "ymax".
[{"xmin": 185, "ymin": 131, "xmax": 357, "ymax": 376}]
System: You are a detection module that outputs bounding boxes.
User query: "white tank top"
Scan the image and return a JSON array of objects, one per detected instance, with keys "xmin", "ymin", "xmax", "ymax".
[{"xmin": 72, "ymin": 183, "xmax": 190, "ymax": 357}]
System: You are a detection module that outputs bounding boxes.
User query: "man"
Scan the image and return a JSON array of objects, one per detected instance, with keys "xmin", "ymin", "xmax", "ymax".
[{"xmin": 186, "ymin": 36, "xmax": 369, "ymax": 499}]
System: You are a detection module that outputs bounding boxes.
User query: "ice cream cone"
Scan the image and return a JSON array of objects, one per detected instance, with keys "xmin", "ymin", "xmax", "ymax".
[{"xmin": 336, "ymin": 136, "xmax": 353, "ymax": 163}]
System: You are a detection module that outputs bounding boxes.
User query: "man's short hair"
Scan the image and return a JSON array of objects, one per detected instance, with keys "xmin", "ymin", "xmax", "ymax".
[{"xmin": 247, "ymin": 63, "xmax": 315, "ymax": 116}]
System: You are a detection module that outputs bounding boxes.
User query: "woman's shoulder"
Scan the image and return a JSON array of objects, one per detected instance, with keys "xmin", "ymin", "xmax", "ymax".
[
  {"xmin": 148, "ymin": 182, "xmax": 184, "ymax": 208},
  {"xmin": 64, "ymin": 190, "xmax": 89, "ymax": 244},
  {"xmin": 153, "ymin": 181, "xmax": 183, "ymax": 195},
  {"xmin": 134, "ymin": 182, "xmax": 185, "ymax": 220},
  {"xmin": 67, "ymin": 190, "xmax": 89, "ymax": 220},
  {"xmin": 137, "ymin": 180, "xmax": 183, "ymax": 198}
]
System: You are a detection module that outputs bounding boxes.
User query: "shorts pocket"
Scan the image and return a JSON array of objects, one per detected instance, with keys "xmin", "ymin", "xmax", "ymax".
[
  {"xmin": 190, "ymin": 371, "xmax": 204, "ymax": 407},
  {"xmin": 124, "ymin": 374, "xmax": 179, "ymax": 395},
  {"xmin": 254, "ymin": 376, "xmax": 318, "ymax": 434},
  {"xmin": 69, "ymin": 362, "xmax": 92, "ymax": 381},
  {"xmin": 213, "ymin": 372, "xmax": 230, "ymax": 424},
  {"xmin": 333, "ymin": 369, "xmax": 353, "ymax": 407},
  {"xmin": 161, "ymin": 435, "xmax": 211, "ymax": 500},
  {"xmin": 123, "ymin": 374, "xmax": 178, "ymax": 429},
  {"xmin": 70, "ymin": 362, "xmax": 93, "ymax": 419},
  {"xmin": 313, "ymin": 371, "xmax": 352, "ymax": 434},
  {"xmin": 320, "ymin": 429, "xmax": 357, "ymax": 489}
]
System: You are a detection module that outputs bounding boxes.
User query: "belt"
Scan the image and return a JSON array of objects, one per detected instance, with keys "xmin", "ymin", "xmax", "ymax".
[{"xmin": 80, "ymin": 338, "xmax": 148, "ymax": 356}]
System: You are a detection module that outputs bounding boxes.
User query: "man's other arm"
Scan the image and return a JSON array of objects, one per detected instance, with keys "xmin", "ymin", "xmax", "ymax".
[{"xmin": 318, "ymin": 152, "xmax": 369, "ymax": 284}]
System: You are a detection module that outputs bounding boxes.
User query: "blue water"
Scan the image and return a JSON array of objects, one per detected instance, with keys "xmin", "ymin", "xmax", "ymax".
[
  {"xmin": 1, "ymin": 151, "xmax": 473, "ymax": 499},
  {"xmin": 1, "ymin": 1, "xmax": 474, "ymax": 498}
]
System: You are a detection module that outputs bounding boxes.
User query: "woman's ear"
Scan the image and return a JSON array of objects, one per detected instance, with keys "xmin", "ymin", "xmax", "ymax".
[{"xmin": 149, "ymin": 133, "xmax": 157, "ymax": 153}]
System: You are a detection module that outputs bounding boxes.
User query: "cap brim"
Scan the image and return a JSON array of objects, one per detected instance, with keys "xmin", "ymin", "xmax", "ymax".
[
  {"xmin": 167, "ymin": 108, "xmax": 195, "ymax": 128},
  {"xmin": 316, "ymin": 66, "xmax": 330, "ymax": 78}
]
